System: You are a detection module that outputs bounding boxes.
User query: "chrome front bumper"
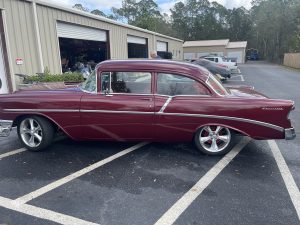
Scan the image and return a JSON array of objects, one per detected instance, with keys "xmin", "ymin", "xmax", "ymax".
[
  {"xmin": 0, "ymin": 120, "xmax": 13, "ymax": 137},
  {"xmin": 285, "ymin": 127, "xmax": 296, "ymax": 140}
]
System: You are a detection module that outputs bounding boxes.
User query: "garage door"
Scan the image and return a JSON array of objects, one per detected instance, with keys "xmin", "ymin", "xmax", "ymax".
[
  {"xmin": 57, "ymin": 22, "xmax": 107, "ymax": 41},
  {"xmin": 157, "ymin": 41, "xmax": 167, "ymax": 52},
  {"xmin": 227, "ymin": 51, "xmax": 243, "ymax": 63},
  {"xmin": 127, "ymin": 35, "xmax": 148, "ymax": 58}
]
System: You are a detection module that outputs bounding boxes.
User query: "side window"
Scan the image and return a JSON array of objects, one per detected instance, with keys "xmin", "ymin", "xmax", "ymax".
[
  {"xmin": 215, "ymin": 58, "xmax": 219, "ymax": 62},
  {"xmin": 157, "ymin": 73, "xmax": 210, "ymax": 96},
  {"xmin": 101, "ymin": 72, "xmax": 151, "ymax": 94}
]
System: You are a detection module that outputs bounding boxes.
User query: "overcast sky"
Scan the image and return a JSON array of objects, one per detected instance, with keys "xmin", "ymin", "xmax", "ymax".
[{"xmin": 43, "ymin": 0, "xmax": 252, "ymax": 15}]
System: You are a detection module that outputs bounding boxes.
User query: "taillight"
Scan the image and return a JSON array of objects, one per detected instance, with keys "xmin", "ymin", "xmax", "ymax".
[{"xmin": 288, "ymin": 102, "xmax": 295, "ymax": 119}]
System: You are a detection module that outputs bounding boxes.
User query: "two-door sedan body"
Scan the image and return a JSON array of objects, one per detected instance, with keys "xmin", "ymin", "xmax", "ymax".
[{"xmin": 0, "ymin": 60, "xmax": 296, "ymax": 155}]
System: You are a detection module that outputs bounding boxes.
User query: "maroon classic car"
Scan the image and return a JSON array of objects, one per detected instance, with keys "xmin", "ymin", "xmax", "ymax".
[{"xmin": 0, "ymin": 60, "xmax": 296, "ymax": 155}]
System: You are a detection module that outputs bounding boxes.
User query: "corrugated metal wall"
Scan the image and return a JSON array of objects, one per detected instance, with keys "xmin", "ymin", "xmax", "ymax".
[
  {"xmin": 36, "ymin": 3, "xmax": 183, "ymax": 73},
  {"xmin": 0, "ymin": 0, "xmax": 183, "ymax": 88},
  {"xmin": 0, "ymin": 0, "xmax": 40, "ymax": 85}
]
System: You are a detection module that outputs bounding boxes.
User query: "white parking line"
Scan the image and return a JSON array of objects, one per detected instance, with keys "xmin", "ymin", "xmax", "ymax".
[
  {"xmin": 14, "ymin": 142, "xmax": 149, "ymax": 205},
  {"xmin": 0, "ymin": 148, "xmax": 26, "ymax": 160},
  {"xmin": 230, "ymin": 74, "xmax": 245, "ymax": 81},
  {"xmin": 268, "ymin": 140, "xmax": 300, "ymax": 220},
  {"xmin": 154, "ymin": 137, "xmax": 251, "ymax": 225},
  {"xmin": 0, "ymin": 196, "xmax": 99, "ymax": 225}
]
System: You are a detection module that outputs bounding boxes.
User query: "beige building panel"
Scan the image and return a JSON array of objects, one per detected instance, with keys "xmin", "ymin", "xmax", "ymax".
[
  {"xmin": 0, "ymin": 0, "xmax": 40, "ymax": 78},
  {"xmin": 183, "ymin": 46, "xmax": 226, "ymax": 53},
  {"xmin": 226, "ymin": 48, "xmax": 246, "ymax": 63},
  {"xmin": 1, "ymin": 0, "xmax": 183, "ymax": 89},
  {"xmin": 36, "ymin": 3, "xmax": 183, "ymax": 73}
]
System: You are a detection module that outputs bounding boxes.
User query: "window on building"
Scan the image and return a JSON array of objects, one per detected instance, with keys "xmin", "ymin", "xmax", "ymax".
[{"xmin": 127, "ymin": 35, "xmax": 148, "ymax": 58}]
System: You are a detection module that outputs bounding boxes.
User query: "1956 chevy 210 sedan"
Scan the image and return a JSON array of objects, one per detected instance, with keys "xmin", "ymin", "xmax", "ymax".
[{"xmin": 0, "ymin": 60, "xmax": 296, "ymax": 155}]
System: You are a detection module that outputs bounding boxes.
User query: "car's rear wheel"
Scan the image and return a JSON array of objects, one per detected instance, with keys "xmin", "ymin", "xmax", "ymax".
[
  {"xmin": 194, "ymin": 125, "xmax": 236, "ymax": 155},
  {"xmin": 17, "ymin": 116, "xmax": 54, "ymax": 152}
]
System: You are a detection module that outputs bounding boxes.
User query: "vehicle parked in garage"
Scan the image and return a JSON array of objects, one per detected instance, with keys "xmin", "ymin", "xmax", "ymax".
[
  {"xmin": 191, "ymin": 58, "xmax": 231, "ymax": 80},
  {"xmin": 0, "ymin": 60, "xmax": 296, "ymax": 155},
  {"xmin": 204, "ymin": 56, "xmax": 238, "ymax": 71}
]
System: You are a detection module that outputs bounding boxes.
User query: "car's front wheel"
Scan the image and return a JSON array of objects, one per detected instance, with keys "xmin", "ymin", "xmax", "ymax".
[
  {"xmin": 17, "ymin": 116, "xmax": 54, "ymax": 152},
  {"xmin": 194, "ymin": 125, "xmax": 236, "ymax": 155}
]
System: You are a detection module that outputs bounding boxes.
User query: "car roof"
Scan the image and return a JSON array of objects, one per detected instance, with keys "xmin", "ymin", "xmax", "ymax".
[{"xmin": 96, "ymin": 60, "xmax": 210, "ymax": 81}]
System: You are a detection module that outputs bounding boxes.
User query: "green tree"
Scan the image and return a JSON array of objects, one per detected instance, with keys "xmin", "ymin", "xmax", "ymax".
[
  {"xmin": 73, "ymin": 3, "xmax": 89, "ymax": 12},
  {"xmin": 91, "ymin": 9, "xmax": 107, "ymax": 17}
]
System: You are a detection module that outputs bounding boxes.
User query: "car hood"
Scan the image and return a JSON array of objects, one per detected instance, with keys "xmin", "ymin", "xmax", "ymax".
[{"xmin": 226, "ymin": 85, "xmax": 268, "ymax": 98}]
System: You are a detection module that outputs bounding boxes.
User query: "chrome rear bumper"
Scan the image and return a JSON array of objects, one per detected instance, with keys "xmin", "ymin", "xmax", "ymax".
[
  {"xmin": 0, "ymin": 120, "xmax": 13, "ymax": 137},
  {"xmin": 285, "ymin": 127, "xmax": 296, "ymax": 140}
]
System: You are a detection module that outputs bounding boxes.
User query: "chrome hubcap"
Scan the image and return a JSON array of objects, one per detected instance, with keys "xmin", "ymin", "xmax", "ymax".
[
  {"xmin": 20, "ymin": 118, "xmax": 43, "ymax": 148},
  {"xmin": 199, "ymin": 126, "xmax": 231, "ymax": 153}
]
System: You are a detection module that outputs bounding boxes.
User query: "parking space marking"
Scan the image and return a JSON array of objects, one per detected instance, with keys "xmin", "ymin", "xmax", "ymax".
[
  {"xmin": 0, "ymin": 196, "xmax": 99, "ymax": 225},
  {"xmin": 154, "ymin": 137, "xmax": 251, "ymax": 225},
  {"xmin": 268, "ymin": 140, "xmax": 300, "ymax": 220},
  {"xmin": 0, "ymin": 148, "xmax": 26, "ymax": 160},
  {"xmin": 229, "ymin": 74, "xmax": 245, "ymax": 82},
  {"xmin": 13, "ymin": 142, "xmax": 149, "ymax": 205}
]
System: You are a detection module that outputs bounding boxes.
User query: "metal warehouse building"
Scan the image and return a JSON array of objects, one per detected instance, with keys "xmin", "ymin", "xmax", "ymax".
[
  {"xmin": 0, "ymin": 0, "xmax": 183, "ymax": 94},
  {"xmin": 183, "ymin": 39, "xmax": 247, "ymax": 64}
]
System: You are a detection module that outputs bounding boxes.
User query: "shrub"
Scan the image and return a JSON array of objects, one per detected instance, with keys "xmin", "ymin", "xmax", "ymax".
[{"xmin": 26, "ymin": 72, "xmax": 84, "ymax": 83}]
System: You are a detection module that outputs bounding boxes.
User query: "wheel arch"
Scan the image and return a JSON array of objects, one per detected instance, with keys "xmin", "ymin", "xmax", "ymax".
[
  {"xmin": 13, "ymin": 113, "xmax": 75, "ymax": 140},
  {"xmin": 194, "ymin": 123, "xmax": 250, "ymax": 137}
]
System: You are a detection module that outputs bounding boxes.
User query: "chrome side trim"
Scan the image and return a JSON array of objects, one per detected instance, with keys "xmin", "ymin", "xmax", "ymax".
[
  {"xmin": 3, "ymin": 109, "xmax": 284, "ymax": 132},
  {"xmin": 4, "ymin": 109, "xmax": 80, "ymax": 113},
  {"xmin": 156, "ymin": 112, "xmax": 284, "ymax": 132},
  {"xmin": 159, "ymin": 97, "xmax": 173, "ymax": 113},
  {"xmin": 80, "ymin": 109, "xmax": 154, "ymax": 115}
]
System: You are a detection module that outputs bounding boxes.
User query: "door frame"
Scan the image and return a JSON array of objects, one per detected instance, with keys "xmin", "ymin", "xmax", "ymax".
[{"xmin": 0, "ymin": 9, "xmax": 12, "ymax": 93}]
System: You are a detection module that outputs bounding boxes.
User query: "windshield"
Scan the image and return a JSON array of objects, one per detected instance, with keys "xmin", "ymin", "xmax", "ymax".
[
  {"xmin": 79, "ymin": 70, "xmax": 96, "ymax": 93},
  {"xmin": 206, "ymin": 73, "xmax": 229, "ymax": 96}
]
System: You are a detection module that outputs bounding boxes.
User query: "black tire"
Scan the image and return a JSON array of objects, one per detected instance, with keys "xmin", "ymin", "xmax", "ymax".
[
  {"xmin": 194, "ymin": 125, "xmax": 236, "ymax": 156},
  {"xmin": 17, "ymin": 116, "xmax": 55, "ymax": 152}
]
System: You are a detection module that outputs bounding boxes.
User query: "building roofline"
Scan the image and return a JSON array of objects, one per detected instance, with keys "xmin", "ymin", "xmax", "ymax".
[{"xmin": 24, "ymin": 0, "xmax": 183, "ymax": 42}]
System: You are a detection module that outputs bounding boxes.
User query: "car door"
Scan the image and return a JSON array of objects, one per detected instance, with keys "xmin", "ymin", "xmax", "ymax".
[
  {"xmin": 154, "ymin": 72, "xmax": 212, "ymax": 141},
  {"xmin": 81, "ymin": 71, "xmax": 155, "ymax": 141}
]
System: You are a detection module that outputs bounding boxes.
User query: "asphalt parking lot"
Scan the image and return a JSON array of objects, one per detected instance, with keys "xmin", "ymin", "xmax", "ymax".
[{"xmin": 0, "ymin": 61, "xmax": 300, "ymax": 225}]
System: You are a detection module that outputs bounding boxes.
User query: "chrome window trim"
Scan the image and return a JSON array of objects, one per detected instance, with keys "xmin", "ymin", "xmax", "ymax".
[
  {"xmin": 100, "ymin": 93, "xmax": 154, "ymax": 96},
  {"xmin": 159, "ymin": 97, "xmax": 173, "ymax": 113},
  {"xmin": 205, "ymin": 73, "xmax": 228, "ymax": 97},
  {"xmin": 100, "ymin": 71, "xmax": 152, "ymax": 95},
  {"xmin": 156, "ymin": 72, "xmax": 212, "ymax": 97}
]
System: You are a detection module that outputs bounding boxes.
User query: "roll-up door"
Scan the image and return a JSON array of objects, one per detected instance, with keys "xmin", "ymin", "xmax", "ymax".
[
  {"xmin": 127, "ymin": 35, "xmax": 147, "ymax": 45},
  {"xmin": 57, "ymin": 22, "xmax": 109, "ymax": 73},
  {"xmin": 157, "ymin": 41, "xmax": 167, "ymax": 52},
  {"xmin": 127, "ymin": 35, "xmax": 148, "ymax": 58},
  {"xmin": 227, "ymin": 51, "xmax": 243, "ymax": 63},
  {"xmin": 57, "ymin": 22, "xmax": 107, "ymax": 42}
]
